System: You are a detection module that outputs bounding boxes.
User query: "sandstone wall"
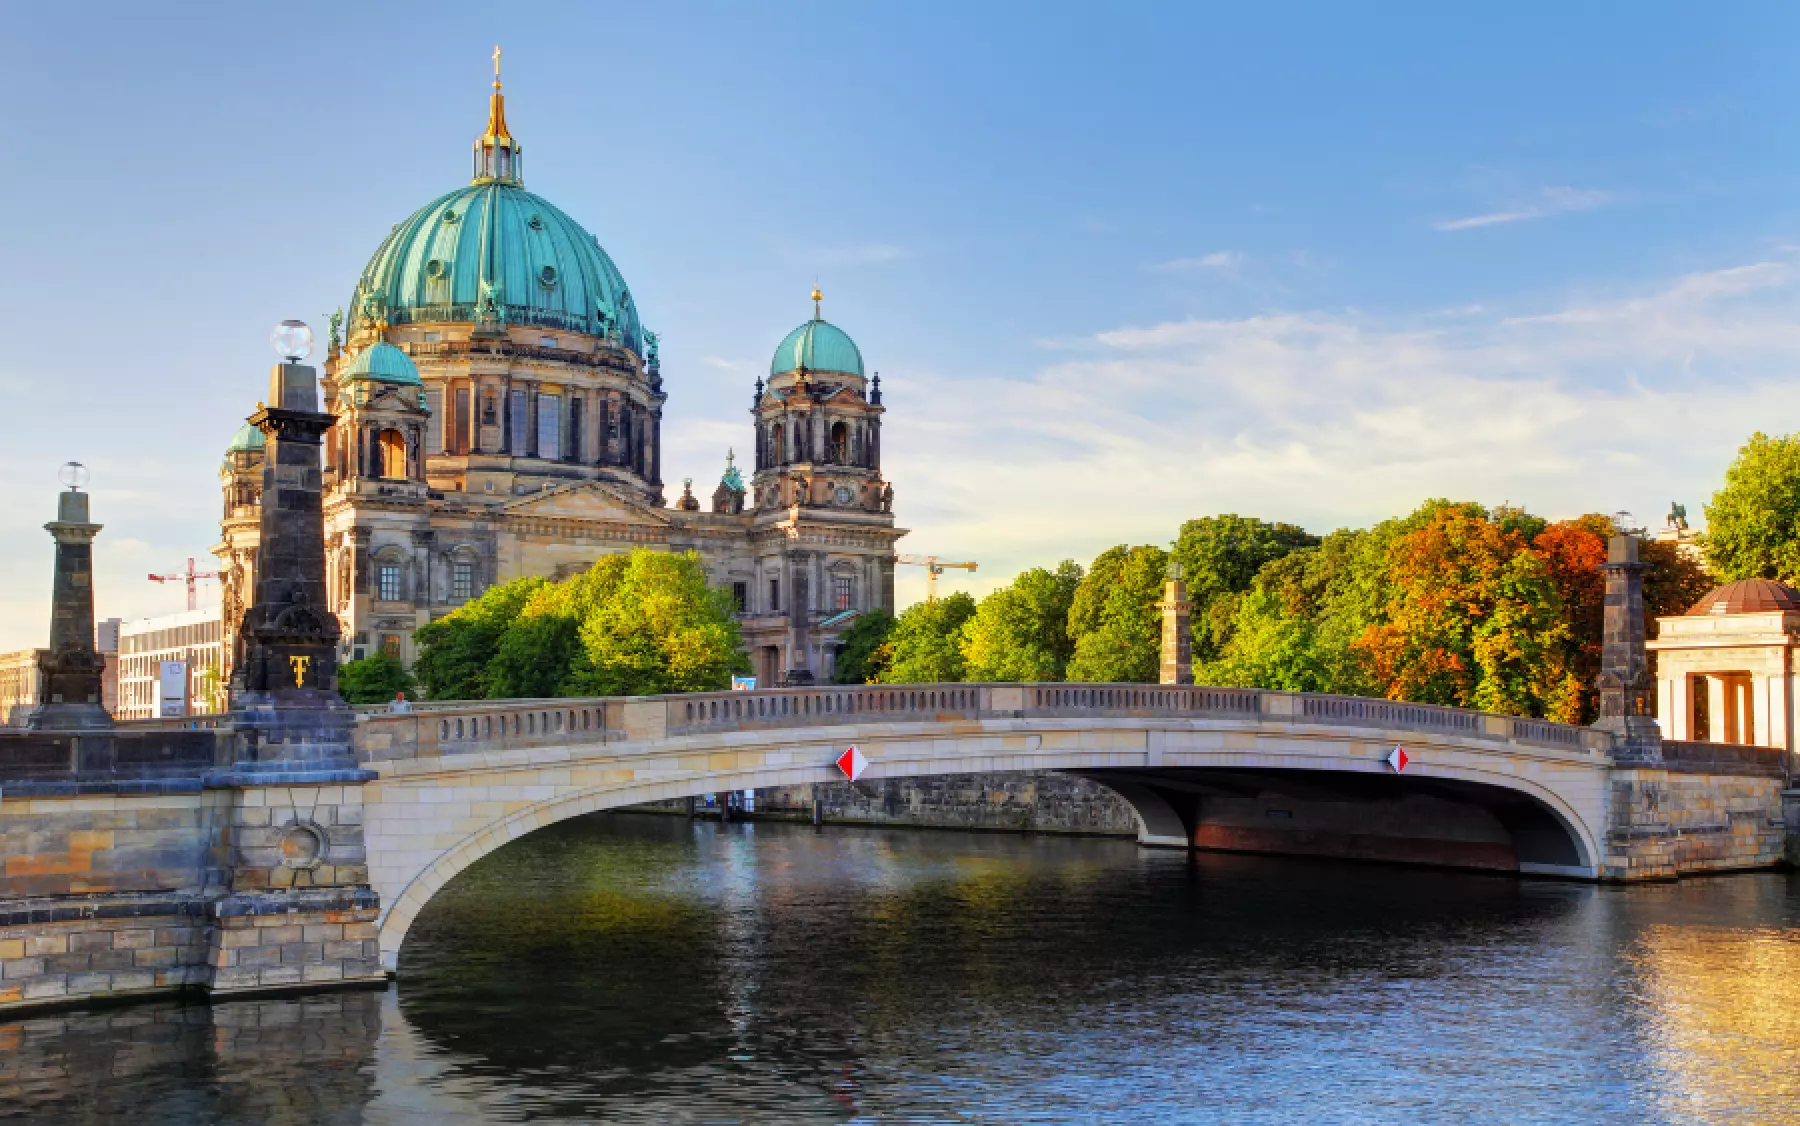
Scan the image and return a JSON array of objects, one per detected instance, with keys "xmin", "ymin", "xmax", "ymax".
[{"xmin": 743, "ymin": 772, "xmax": 1140, "ymax": 836}]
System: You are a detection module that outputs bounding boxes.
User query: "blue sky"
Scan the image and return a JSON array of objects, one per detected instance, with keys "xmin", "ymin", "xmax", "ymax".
[{"xmin": 2, "ymin": 2, "xmax": 1798, "ymax": 646}]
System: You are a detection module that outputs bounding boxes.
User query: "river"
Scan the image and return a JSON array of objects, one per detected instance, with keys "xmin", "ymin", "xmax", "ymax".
[{"xmin": 4, "ymin": 813, "xmax": 1799, "ymax": 1124}]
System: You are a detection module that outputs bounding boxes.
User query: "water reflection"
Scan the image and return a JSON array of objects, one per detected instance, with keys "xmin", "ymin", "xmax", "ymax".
[{"xmin": 3, "ymin": 813, "xmax": 1798, "ymax": 1124}]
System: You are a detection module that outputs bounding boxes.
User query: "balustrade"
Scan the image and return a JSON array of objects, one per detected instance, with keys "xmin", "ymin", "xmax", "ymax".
[{"xmin": 344, "ymin": 682, "xmax": 1621, "ymax": 761}]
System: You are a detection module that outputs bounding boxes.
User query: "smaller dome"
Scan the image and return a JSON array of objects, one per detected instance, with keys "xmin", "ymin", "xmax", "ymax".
[
  {"xmin": 343, "ymin": 341, "xmax": 423, "ymax": 386},
  {"xmin": 1686, "ymin": 578, "xmax": 1800, "ymax": 615},
  {"xmin": 771, "ymin": 318, "xmax": 864, "ymax": 378},
  {"xmin": 225, "ymin": 422, "xmax": 265, "ymax": 455}
]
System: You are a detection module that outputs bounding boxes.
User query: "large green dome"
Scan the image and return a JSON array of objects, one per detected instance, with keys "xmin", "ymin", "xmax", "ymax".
[
  {"xmin": 351, "ymin": 182, "xmax": 642, "ymax": 356},
  {"xmin": 771, "ymin": 317, "xmax": 864, "ymax": 378}
]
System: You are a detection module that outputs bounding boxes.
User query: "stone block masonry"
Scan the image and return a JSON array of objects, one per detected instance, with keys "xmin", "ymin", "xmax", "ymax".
[{"xmin": 742, "ymin": 772, "xmax": 1140, "ymax": 836}]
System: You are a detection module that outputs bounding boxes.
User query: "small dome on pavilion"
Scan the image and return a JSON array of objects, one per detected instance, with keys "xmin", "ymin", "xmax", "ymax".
[
  {"xmin": 1686, "ymin": 578, "xmax": 1800, "ymax": 615},
  {"xmin": 343, "ymin": 341, "xmax": 423, "ymax": 386},
  {"xmin": 225, "ymin": 422, "xmax": 264, "ymax": 455}
]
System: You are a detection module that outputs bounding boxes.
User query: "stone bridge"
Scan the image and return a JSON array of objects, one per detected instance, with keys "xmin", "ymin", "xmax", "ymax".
[
  {"xmin": 350, "ymin": 682, "xmax": 1788, "ymax": 973},
  {"xmin": 2, "ymin": 682, "xmax": 1791, "ymax": 1014}
]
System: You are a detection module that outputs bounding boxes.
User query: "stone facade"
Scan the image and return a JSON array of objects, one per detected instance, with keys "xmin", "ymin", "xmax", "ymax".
[
  {"xmin": 213, "ymin": 92, "xmax": 905, "ymax": 688},
  {"xmin": 748, "ymin": 772, "xmax": 1140, "ymax": 836}
]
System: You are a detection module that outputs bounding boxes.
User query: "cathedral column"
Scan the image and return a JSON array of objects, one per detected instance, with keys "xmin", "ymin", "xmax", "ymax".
[
  {"xmin": 526, "ymin": 382, "xmax": 540, "ymax": 458},
  {"xmin": 500, "ymin": 374, "xmax": 513, "ymax": 454}
]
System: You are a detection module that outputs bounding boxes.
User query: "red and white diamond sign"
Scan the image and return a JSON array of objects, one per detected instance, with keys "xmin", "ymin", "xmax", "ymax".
[
  {"xmin": 836, "ymin": 745, "xmax": 868, "ymax": 781},
  {"xmin": 1385, "ymin": 745, "xmax": 1409, "ymax": 772}
]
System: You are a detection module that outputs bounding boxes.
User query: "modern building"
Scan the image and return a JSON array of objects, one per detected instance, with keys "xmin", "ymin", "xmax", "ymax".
[
  {"xmin": 116, "ymin": 607, "xmax": 227, "ymax": 720},
  {"xmin": 214, "ymin": 66, "xmax": 903, "ymax": 687}
]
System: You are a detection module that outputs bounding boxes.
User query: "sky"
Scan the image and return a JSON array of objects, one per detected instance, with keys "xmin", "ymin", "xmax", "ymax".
[{"xmin": 1, "ymin": 2, "xmax": 1798, "ymax": 648}]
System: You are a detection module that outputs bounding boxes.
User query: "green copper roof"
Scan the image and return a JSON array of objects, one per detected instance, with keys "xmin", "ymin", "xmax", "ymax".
[
  {"xmin": 771, "ymin": 317, "xmax": 864, "ymax": 378},
  {"xmin": 352, "ymin": 182, "xmax": 642, "ymax": 355},
  {"xmin": 343, "ymin": 341, "xmax": 423, "ymax": 386},
  {"xmin": 225, "ymin": 422, "xmax": 265, "ymax": 455}
]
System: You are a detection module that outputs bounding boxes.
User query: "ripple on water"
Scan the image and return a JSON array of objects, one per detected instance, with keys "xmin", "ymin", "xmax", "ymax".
[{"xmin": 4, "ymin": 813, "xmax": 1799, "ymax": 1124}]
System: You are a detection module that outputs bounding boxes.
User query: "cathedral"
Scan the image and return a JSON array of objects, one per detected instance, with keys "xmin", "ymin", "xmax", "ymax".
[{"xmin": 215, "ymin": 64, "xmax": 905, "ymax": 688}]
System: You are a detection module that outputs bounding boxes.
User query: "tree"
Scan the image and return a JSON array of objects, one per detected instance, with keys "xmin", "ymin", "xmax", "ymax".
[
  {"xmin": 1199, "ymin": 529, "xmax": 1377, "ymax": 695},
  {"xmin": 567, "ymin": 551, "xmax": 751, "ymax": 696},
  {"xmin": 1170, "ymin": 515, "xmax": 1318, "ymax": 661},
  {"xmin": 833, "ymin": 608, "xmax": 896, "ymax": 684},
  {"xmin": 412, "ymin": 550, "xmax": 749, "ymax": 700},
  {"xmin": 1354, "ymin": 505, "xmax": 1578, "ymax": 719},
  {"xmin": 1066, "ymin": 545, "xmax": 1168, "ymax": 683},
  {"xmin": 412, "ymin": 577, "xmax": 548, "ymax": 700},
  {"xmin": 1641, "ymin": 537, "xmax": 1714, "ymax": 624},
  {"xmin": 337, "ymin": 654, "xmax": 415, "ymax": 706},
  {"xmin": 1530, "ymin": 515, "xmax": 1611, "ymax": 722},
  {"xmin": 1704, "ymin": 432, "xmax": 1800, "ymax": 581},
  {"xmin": 879, "ymin": 593, "xmax": 977, "ymax": 683},
  {"xmin": 1201, "ymin": 589, "xmax": 1330, "ymax": 691},
  {"xmin": 961, "ymin": 561, "xmax": 1083, "ymax": 681}
]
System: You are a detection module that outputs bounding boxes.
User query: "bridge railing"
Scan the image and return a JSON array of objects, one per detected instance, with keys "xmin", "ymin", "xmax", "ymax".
[
  {"xmin": 350, "ymin": 682, "xmax": 1615, "ymax": 760},
  {"xmin": 357, "ymin": 698, "xmax": 623, "ymax": 762},
  {"xmin": 656, "ymin": 682, "xmax": 1608, "ymax": 752}
]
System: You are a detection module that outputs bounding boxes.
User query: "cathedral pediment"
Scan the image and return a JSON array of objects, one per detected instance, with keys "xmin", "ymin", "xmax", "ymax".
[{"xmin": 497, "ymin": 481, "xmax": 672, "ymax": 525}]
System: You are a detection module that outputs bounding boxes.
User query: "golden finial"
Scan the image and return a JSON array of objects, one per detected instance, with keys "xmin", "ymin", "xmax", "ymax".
[
  {"xmin": 811, "ymin": 285, "xmax": 823, "ymax": 319},
  {"xmin": 483, "ymin": 46, "xmax": 513, "ymax": 144}
]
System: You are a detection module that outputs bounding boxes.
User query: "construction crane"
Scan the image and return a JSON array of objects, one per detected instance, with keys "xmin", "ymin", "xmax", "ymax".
[
  {"xmin": 148, "ymin": 557, "xmax": 221, "ymax": 612},
  {"xmin": 896, "ymin": 554, "xmax": 978, "ymax": 603}
]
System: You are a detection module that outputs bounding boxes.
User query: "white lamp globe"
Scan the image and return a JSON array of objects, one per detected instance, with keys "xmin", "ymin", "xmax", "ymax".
[
  {"xmin": 271, "ymin": 320, "xmax": 315, "ymax": 362},
  {"xmin": 58, "ymin": 461, "xmax": 90, "ymax": 490}
]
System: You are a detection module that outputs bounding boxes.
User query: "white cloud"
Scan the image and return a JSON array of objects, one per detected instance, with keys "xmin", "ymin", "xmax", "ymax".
[
  {"xmin": 1150, "ymin": 250, "xmax": 1241, "ymax": 271},
  {"xmin": 1436, "ymin": 186, "xmax": 1614, "ymax": 231},
  {"xmin": 881, "ymin": 258, "xmax": 1800, "ymax": 600}
]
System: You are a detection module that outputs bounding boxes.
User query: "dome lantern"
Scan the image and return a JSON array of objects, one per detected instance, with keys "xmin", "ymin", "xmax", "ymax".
[{"xmin": 473, "ymin": 45, "xmax": 522, "ymax": 186}]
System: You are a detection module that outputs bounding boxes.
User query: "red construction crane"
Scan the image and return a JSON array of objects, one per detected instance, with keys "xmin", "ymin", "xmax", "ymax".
[{"xmin": 148, "ymin": 557, "xmax": 221, "ymax": 612}]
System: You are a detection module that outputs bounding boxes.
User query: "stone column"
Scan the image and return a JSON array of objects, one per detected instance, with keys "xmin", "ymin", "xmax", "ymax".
[
  {"xmin": 784, "ymin": 549, "xmax": 815, "ymax": 686},
  {"xmin": 27, "ymin": 484, "xmax": 112, "ymax": 730},
  {"xmin": 227, "ymin": 362, "xmax": 360, "ymax": 775},
  {"xmin": 1156, "ymin": 567, "xmax": 1194, "ymax": 686},
  {"xmin": 1593, "ymin": 532, "xmax": 1662, "ymax": 762}
]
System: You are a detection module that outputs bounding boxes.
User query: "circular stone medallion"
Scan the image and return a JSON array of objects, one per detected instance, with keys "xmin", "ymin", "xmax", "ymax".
[{"xmin": 278, "ymin": 821, "xmax": 327, "ymax": 869}]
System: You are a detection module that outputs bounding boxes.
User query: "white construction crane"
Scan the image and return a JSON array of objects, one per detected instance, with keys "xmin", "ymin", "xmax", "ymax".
[{"xmin": 896, "ymin": 554, "xmax": 978, "ymax": 603}]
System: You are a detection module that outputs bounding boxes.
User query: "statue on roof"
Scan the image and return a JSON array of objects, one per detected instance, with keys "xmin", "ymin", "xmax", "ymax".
[{"xmin": 1668, "ymin": 501, "xmax": 1689, "ymax": 532}]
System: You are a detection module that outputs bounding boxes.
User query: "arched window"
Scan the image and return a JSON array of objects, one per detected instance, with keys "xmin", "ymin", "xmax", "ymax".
[
  {"xmin": 831, "ymin": 421, "xmax": 848, "ymax": 465},
  {"xmin": 771, "ymin": 423, "xmax": 784, "ymax": 465},
  {"xmin": 379, "ymin": 429, "xmax": 406, "ymax": 479}
]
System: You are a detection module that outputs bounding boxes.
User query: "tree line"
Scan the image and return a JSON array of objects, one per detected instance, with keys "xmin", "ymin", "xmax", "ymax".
[
  {"xmin": 336, "ymin": 431, "xmax": 1800, "ymax": 712},
  {"xmin": 834, "ymin": 501, "xmax": 1711, "ymax": 724}
]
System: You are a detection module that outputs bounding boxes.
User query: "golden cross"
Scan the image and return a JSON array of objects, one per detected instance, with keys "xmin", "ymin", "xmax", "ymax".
[
  {"xmin": 289, "ymin": 655, "xmax": 312, "ymax": 688},
  {"xmin": 492, "ymin": 45, "xmax": 502, "ymax": 87}
]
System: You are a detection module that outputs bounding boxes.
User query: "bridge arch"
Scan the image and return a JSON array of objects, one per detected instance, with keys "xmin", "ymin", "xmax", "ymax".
[{"xmin": 367, "ymin": 723, "xmax": 1607, "ymax": 972}]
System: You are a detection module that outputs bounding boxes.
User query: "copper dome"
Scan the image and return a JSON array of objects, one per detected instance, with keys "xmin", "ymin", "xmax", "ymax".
[{"xmin": 1686, "ymin": 578, "xmax": 1800, "ymax": 615}]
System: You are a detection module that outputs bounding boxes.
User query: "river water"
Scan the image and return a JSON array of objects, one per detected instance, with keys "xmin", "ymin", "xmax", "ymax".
[{"xmin": 4, "ymin": 813, "xmax": 1800, "ymax": 1124}]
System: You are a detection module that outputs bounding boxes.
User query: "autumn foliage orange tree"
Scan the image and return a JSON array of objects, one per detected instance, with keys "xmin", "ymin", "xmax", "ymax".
[{"xmin": 1356, "ymin": 505, "xmax": 1582, "ymax": 721}]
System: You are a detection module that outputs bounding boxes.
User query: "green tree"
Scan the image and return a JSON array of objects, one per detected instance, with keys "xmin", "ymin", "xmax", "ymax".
[
  {"xmin": 412, "ymin": 550, "xmax": 748, "ymax": 700},
  {"xmin": 961, "ymin": 561, "xmax": 1084, "ymax": 681},
  {"xmin": 1066, "ymin": 545, "xmax": 1168, "ymax": 683},
  {"xmin": 1170, "ymin": 515, "xmax": 1318, "ymax": 660},
  {"xmin": 412, "ymin": 576, "xmax": 548, "ymax": 700},
  {"xmin": 567, "ymin": 551, "xmax": 750, "ymax": 696},
  {"xmin": 879, "ymin": 593, "xmax": 977, "ymax": 683},
  {"xmin": 1704, "ymin": 432, "xmax": 1800, "ymax": 581},
  {"xmin": 336, "ymin": 654, "xmax": 416, "ymax": 706},
  {"xmin": 833, "ymin": 608, "xmax": 896, "ymax": 684}
]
